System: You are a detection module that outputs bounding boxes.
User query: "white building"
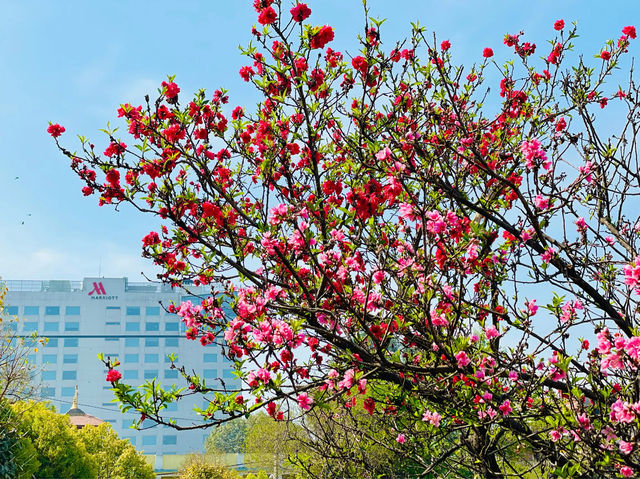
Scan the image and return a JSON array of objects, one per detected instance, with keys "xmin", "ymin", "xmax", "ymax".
[{"xmin": 3, "ymin": 277, "xmax": 237, "ymax": 466}]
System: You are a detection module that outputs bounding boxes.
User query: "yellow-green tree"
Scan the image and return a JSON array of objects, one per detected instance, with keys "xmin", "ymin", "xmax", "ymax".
[
  {"xmin": 178, "ymin": 453, "xmax": 239, "ymax": 479},
  {"xmin": 77, "ymin": 422, "xmax": 155, "ymax": 479},
  {"xmin": 12, "ymin": 401, "xmax": 97, "ymax": 479}
]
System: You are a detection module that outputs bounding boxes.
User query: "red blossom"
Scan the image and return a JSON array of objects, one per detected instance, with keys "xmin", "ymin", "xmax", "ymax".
[
  {"xmin": 351, "ymin": 55, "xmax": 368, "ymax": 74},
  {"xmin": 623, "ymin": 25, "xmax": 637, "ymax": 39},
  {"xmin": 161, "ymin": 81, "xmax": 180, "ymax": 99},
  {"xmin": 440, "ymin": 40, "xmax": 451, "ymax": 51},
  {"xmin": 258, "ymin": 6, "xmax": 277, "ymax": 25},
  {"xmin": 482, "ymin": 47, "xmax": 494, "ymax": 58},
  {"xmin": 554, "ymin": 19, "xmax": 565, "ymax": 31},
  {"xmin": 310, "ymin": 25, "xmax": 334, "ymax": 49},
  {"xmin": 600, "ymin": 50, "xmax": 611, "ymax": 60},
  {"xmin": 290, "ymin": 3, "xmax": 311, "ymax": 22},
  {"xmin": 106, "ymin": 369, "xmax": 122, "ymax": 382},
  {"xmin": 47, "ymin": 123, "xmax": 65, "ymax": 138}
]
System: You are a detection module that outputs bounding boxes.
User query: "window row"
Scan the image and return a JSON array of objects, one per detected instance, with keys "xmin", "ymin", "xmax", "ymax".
[
  {"xmin": 14, "ymin": 305, "xmax": 166, "ymax": 316},
  {"xmin": 29, "ymin": 337, "xmax": 182, "ymax": 351}
]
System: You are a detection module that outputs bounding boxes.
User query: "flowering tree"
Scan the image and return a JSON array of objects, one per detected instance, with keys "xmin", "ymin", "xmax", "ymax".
[{"xmin": 50, "ymin": 1, "xmax": 640, "ymax": 476}]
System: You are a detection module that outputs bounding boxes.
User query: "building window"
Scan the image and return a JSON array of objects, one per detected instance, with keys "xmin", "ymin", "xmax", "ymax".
[
  {"xmin": 45, "ymin": 339, "xmax": 58, "ymax": 348},
  {"xmin": 126, "ymin": 306, "xmax": 140, "ymax": 316},
  {"xmin": 42, "ymin": 371, "xmax": 56, "ymax": 381},
  {"xmin": 27, "ymin": 354, "xmax": 36, "ymax": 364},
  {"xmin": 6, "ymin": 306, "xmax": 18, "ymax": 315},
  {"xmin": 203, "ymin": 369, "xmax": 218, "ymax": 379},
  {"xmin": 163, "ymin": 435, "xmax": 177, "ymax": 445},
  {"xmin": 125, "ymin": 354, "xmax": 139, "ymax": 363},
  {"xmin": 125, "ymin": 338, "xmax": 139, "ymax": 347},
  {"xmin": 146, "ymin": 306, "xmax": 160, "ymax": 316},
  {"xmin": 63, "ymin": 354, "xmax": 78, "ymax": 364},
  {"xmin": 62, "ymin": 370, "xmax": 77, "ymax": 381},
  {"xmin": 64, "ymin": 338, "xmax": 79, "ymax": 348},
  {"xmin": 125, "ymin": 322, "xmax": 140, "ymax": 332},
  {"xmin": 45, "ymin": 306, "xmax": 60, "ymax": 316},
  {"xmin": 4, "ymin": 322, "xmax": 17, "ymax": 331},
  {"xmin": 124, "ymin": 436, "xmax": 136, "ymax": 446},
  {"xmin": 24, "ymin": 306, "xmax": 39, "ymax": 316},
  {"xmin": 145, "ymin": 322, "xmax": 159, "ymax": 332},
  {"xmin": 22, "ymin": 322, "xmax": 38, "ymax": 332},
  {"xmin": 44, "ymin": 322, "xmax": 59, "ymax": 332},
  {"xmin": 203, "ymin": 353, "xmax": 217, "ymax": 363},
  {"xmin": 142, "ymin": 436, "xmax": 156, "ymax": 446},
  {"xmin": 62, "ymin": 387, "xmax": 75, "ymax": 396},
  {"xmin": 104, "ymin": 337, "xmax": 119, "ymax": 343},
  {"xmin": 65, "ymin": 306, "xmax": 80, "ymax": 315},
  {"xmin": 123, "ymin": 370, "xmax": 138, "ymax": 380},
  {"xmin": 42, "ymin": 354, "xmax": 57, "ymax": 364},
  {"xmin": 41, "ymin": 387, "xmax": 55, "ymax": 397},
  {"xmin": 223, "ymin": 370, "xmax": 237, "ymax": 380},
  {"xmin": 165, "ymin": 322, "xmax": 179, "ymax": 332},
  {"xmin": 65, "ymin": 322, "xmax": 80, "ymax": 332},
  {"xmin": 164, "ymin": 369, "xmax": 178, "ymax": 379},
  {"xmin": 165, "ymin": 402, "xmax": 177, "ymax": 412},
  {"xmin": 145, "ymin": 337, "xmax": 159, "ymax": 347},
  {"xmin": 145, "ymin": 354, "xmax": 159, "ymax": 363},
  {"xmin": 165, "ymin": 338, "xmax": 179, "ymax": 347},
  {"xmin": 144, "ymin": 370, "xmax": 158, "ymax": 380}
]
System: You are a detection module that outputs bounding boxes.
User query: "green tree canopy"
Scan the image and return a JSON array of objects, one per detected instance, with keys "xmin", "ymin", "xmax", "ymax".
[
  {"xmin": 12, "ymin": 401, "xmax": 97, "ymax": 479},
  {"xmin": 77, "ymin": 422, "xmax": 155, "ymax": 479}
]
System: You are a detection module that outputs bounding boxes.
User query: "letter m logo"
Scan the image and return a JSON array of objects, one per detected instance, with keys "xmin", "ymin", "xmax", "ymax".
[{"xmin": 88, "ymin": 282, "xmax": 107, "ymax": 296}]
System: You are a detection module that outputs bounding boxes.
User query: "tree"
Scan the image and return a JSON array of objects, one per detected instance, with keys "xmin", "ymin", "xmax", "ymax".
[
  {"xmin": 0, "ymin": 400, "xmax": 40, "ymax": 479},
  {"xmin": 178, "ymin": 453, "xmax": 239, "ymax": 479},
  {"xmin": 0, "ymin": 285, "xmax": 44, "ymax": 478},
  {"xmin": 12, "ymin": 401, "xmax": 97, "ymax": 479},
  {"xmin": 51, "ymin": 1, "xmax": 640, "ymax": 476},
  {"xmin": 0, "ymin": 285, "xmax": 39, "ymax": 404},
  {"xmin": 243, "ymin": 413, "xmax": 306, "ymax": 477},
  {"xmin": 77, "ymin": 422, "xmax": 155, "ymax": 479},
  {"xmin": 205, "ymin": 417, "xmax": 248, "ymax": 454}
]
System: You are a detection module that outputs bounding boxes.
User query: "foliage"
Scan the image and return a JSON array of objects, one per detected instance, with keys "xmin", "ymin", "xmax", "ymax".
[
  {"xmin": 243, "ymin": 413, "xmax": 306, "ymax": 475},
  {"xmin": 178, "ymin": 453, "xmax": 239, "ymax": 479},
  {"xmin": 0, "ymin": 285, "xmax": 39, "ymax": 403},
  {"xmin": 0, "ymin": 400, "xmax": 40, "ymax": 479},
  {"xmin": 12, "ymin": 401, "xmax": 97, "ymax": 479},
  {"xmin": 52, "ymin": 1, "xmax": 640, "ymax": 477},
  {"xmin": 205, "ymin": 417, "xmax": 248, "ymax": 454},
  {"xmin": 77, "ymin": 422, "xmax": 155, "ymax": 479}
]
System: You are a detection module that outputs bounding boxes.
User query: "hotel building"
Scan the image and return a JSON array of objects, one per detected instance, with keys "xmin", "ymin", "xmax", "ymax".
[{"xmin": 3, "ymin": 277, "xmax": 238, "ymax": 469}]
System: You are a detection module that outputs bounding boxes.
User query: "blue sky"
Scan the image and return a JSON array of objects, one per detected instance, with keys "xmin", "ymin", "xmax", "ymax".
[{"xmin": 1, "ymin": 0, "xmax": 637, "ymax": 281}]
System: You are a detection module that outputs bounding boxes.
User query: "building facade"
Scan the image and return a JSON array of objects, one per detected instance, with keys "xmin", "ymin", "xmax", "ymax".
[{"xmin": 3, "ymin": 277, "xmax": 237, "ymax": 466}]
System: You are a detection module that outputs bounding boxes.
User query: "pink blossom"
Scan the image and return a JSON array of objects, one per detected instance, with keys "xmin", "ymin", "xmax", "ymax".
[
  {"xmin": 620, "ymin": 466, "xmax": 634, "ymax": 477},
  {"xmin": 520, "ymin": 139, "xmax": 548, "ymax": 170},
  {"xmin": 610, "ymin": 399, "xmax": 636, "ymax": 424},
  {"xmin": 619, "ymin": 440, "xmax": 634, "ymax": 455},
  {"xmin": 550, "ymin": 429, "xmax": 563, "ymax": 442},
  {"xmin": 396, "ymin": 433, "xmax": 406, "ymax": 444},
  {"xmin": 297, "ymin": 392, "xmax": 314, "ymax": 410},
  {"xmin": 485, "ymin": 325, "xmax": 500, "ymax": 339},
  {"xmin": 508, "ymin": 370, "xmax": 518, "ymax": 381},
  {"xmin": 624, "ymin": 256, "xmax": 640, "ymax": 293},
  {"xmin": 541, "ymin": 247, "xmax": 555, "ymax": 264},
  {"xmin": 625, "ymin": 336, "xmax": 640, "ymax": 362},
  {"xmin": 534, "ymin": 195, "xmax": 549, "ymax": 210},
  {"xmin": 526, "ymin": 299, "xmax": 538, "ymax": 316},
  {"xmin": 575, "ymin": 217, "xmax": 587, "ymax": 233},
  {"xmin": 456, "ymin": 351, "xmax": 470, "ymax": 368},
  {"xmin": 376, "ymin": 147, "xmax": 392, "ymax": 160},
  {"xmin": 499, "ymin": 400, "xmax": 512, "ymax": 416},
  {"xmin": 422, "ymin": 410, "xmax": 442, "ymax": 427}
]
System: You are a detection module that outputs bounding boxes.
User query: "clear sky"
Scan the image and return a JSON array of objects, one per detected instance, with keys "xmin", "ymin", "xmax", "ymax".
[{"xmin": 1, "ymin": 0, "xmax": 638, "ymax": 281}]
